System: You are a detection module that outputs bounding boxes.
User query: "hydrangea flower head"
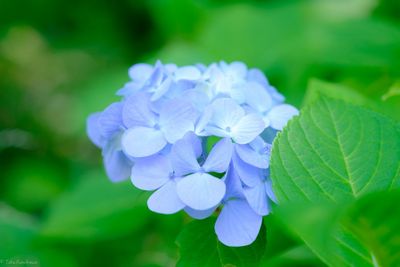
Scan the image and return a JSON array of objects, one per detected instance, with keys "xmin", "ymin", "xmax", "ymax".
[{"xmin": 87, "ymin": 61, "xmax": 298, "ymax": 247}]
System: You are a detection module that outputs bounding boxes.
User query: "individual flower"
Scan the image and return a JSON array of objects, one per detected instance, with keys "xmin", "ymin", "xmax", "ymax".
[
  {"xmin": 86, "ymin": 102, "xmax": 132, "ymax": 182},
  {"xmin": 87, "ymin": 60, "xmax": 299, "ymax": 247}
]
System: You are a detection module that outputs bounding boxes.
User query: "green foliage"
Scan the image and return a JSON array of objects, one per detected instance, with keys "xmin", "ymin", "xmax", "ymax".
[
  {"xmin": 40, "ymin": 170, "xmax": 149, "ymax": 240},
  {"xmin": 344, "ymin": 190, "xmax": 400, "ymax": 266},
  {"xmin": 1, "ymin": 0, "xmax": 400, "ymax": 266},
  {"xmin": 303, "ymin": 79, "xmax": 374, "ymax": 107},
  {"xmin": 271, "ymin": 97, "xmax": 400, "ymax": 203},
  {"xmin": 176, "ymin": 218, "xmax": 266, "ymax": 267},
  {"xmin": 271, "ymin": 96, "xmax": 400, "ymax": 266}
]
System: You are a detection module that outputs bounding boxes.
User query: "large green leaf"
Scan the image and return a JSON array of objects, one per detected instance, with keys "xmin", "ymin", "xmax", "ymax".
[
  {"xmin": 270, "ymin": 97, "xmax": 400, "ymax": 266},
  {"xmin": 176, "ymin": 218, "xmax": 266, "ymax": 267},
  {"xmin": 274, "ymin": 191, "xmax": 400, "ymax": 267},
  {"xmin": 343, "ymin": 190, "xmax": 400, "ymax": 266},
  {"xmin": 302, "ymin": 79, "xmax": 374, "ymax": 108},
  {"xmin": 40, "ymin": 170, "xmax": 149, "ymax": 240},
  {"xmin": 271, "ymin": 97, "xmax": 400, "ymax": 203},
  {"xmin": 303, "ymin": 79, "xmax": 400, "ymax": 121}
]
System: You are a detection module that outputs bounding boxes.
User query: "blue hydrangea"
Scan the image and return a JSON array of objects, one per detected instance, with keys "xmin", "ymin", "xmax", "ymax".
[{"xmin": 87, "ymin": 61, "xmax": 298, "ymax": 247}]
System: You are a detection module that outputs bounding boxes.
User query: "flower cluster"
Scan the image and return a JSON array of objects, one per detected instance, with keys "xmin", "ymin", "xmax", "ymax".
[{"xmin": 87, "ymin": 61, "xmax": 298, "ymax": 246}]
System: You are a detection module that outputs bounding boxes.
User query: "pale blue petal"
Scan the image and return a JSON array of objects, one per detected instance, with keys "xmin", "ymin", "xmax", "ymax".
[
  {"xmin": 230, "ymin": 83, "xmax": 247, "ymax": 104},
  {"xmin": 267, "ymin": 86, "xmax": 285, "ymax": 104},
  {"xmin": 170, "ymin": 133, "xmax": 201, "ymax": 176},
  {"xmin": 99, "ymin": 102, "xmax": 123, "ymax": 139},
  {"xmin": 265, "ymin": 178, "xmax": 277, "ymax": 203},
  {"xmin": 210, "ymin": 98, "xmax": 244, "ymax": 129},
  {"xmin": 131, "ymin": 155, "xmax": 171, "ymax": 190},
  {"xmin": 247, "ymin": 68, "xmax": 269, "ymax": 88},
  {"xmin": 215, "ymin": 199, "xmax": 262, "ymax": 247},
  {"xmin": 159, "ymin": 99, "xmax": 197, "ymax": 143},
  {"xmin": 203, "ymin": 138, "xmax": 233, "ymax": 173},
  {"xmin": 243, "ymin": 183, "xmax": 270, "ymax": 216},
  {"xmin": 117, "ymin": 81, "xmax": 142, "ymax": 97},
  {"xmin": 122, "ymin": 93, "xmax": 156, "ymax": 128},
  {"xmin": 128, "ymin": 63, "xmax": 153, "ymax": 81},
  {"xmin": 87, "ymin": 112, "xmax": 105, "ymax": 148},
  {"xmin": 235, "ymin": 141, "xmax": 270, "ymax": 169},
  {"xmin": 230, "ymin": 61, "xmax": 247, "ymax": 76},
  {"xmin": 195, "ymin": 107, "xmax": 212, "ymax": 136},
  {"xmin": 151, "ymin": 77, "xmax": 172, "ymax": 101},
  {"xmin": 232, "ymin": 152, "xmax": 262, "ymax": 187},
  {"xmin": 103, "ymin": 142, "xmax": 131, "ymax": 182},
  {"xmin": 174, "ymin": 66, "xmax": 201, "ymax": 80},
  {"xmin": 244, "ymin": 81, "xmax": 273, "ymax": 113},
  {"xmin": 122, "ymin": 126, "xmax": 167, "ymax": 157},
  {"xmin": 182, "ymin": 89, "xmax": 210, "ymax": 112},
  {"xmin": 177, "ymin": 173, "xmax": 225, "ymax": 210},
  {"xmin": 147, "ymin": 180, "xmax": 185, "ymax": 214},
  {"xmin": 164, "ymin": 63, "xmax": 178, "ymax": 73},
  {"xmin": 146, "ymin": 64, "xmax": 164, "ymax": 86},
  {"xmin": 267, "ymin": 104, "xmax": 299, "ymax": 130},
  {"xmin": 184, "ymin": 206, "xmax": 217, "ymax": 220},
  {"xmin": 204, "ymin": 125, "xmax": 231, "ymax": 138},
  {"xmin": 224, "ymin": 167, "xmax": 244, "ymax": 199},
  {"xmin": 232, "ymin": 113, "xmax": 265, "ymax": 144}
]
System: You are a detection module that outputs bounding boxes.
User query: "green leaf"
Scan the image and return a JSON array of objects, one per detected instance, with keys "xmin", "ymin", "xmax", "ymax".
[
  {"xmin": 381, "ymin": 81, "xmax": 400, "ymax": 101},
  {"xmin": 0, "ymin": 205, "xmax": 79, "ymax": 267},
  {"xmin": 274, "ymin": 201, "xmax": 373, "ymax": 266},
  {"xmin": 176, "ymin": 218, "xmax": 266, "ymax": 267},
  {"xmin": 260, "ymin": 245, "xmax": 325, "ymax": 267},
  {"xmin": 274, "ymin": 191, "xmax": 400, "ymax": 267},
  {"xmin": 0, "ymin": 204, "xmax": 38, "ymax": 258},
  {"xmin": 40, "ymin": 170, "xmax": 149, "ymax": 240},
  {"xmin": 343, "ymin": 190, "xmax": 400, "ymax": 266},
  {"xmin": 271, "ymin": 97, "xmax": 400, "ymax": 203},
  {"xmin": 303, "ymin": 79, "xmax": 400, "ymax": 122},
  {"xmin": 303, "ymin": 79, "xmax": 374, "ymax": 107},
  {"xmin": 270, "ymin": 97, "xmax": 400, "ymax": 266}
]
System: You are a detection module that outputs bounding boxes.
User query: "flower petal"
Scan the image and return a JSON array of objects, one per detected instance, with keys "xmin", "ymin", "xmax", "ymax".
[
  {"xmin": 247, "ymin": 68, "xmax": 269, "ymax": 88},
  {"xmin": 151, "ymin": 77, "xmax": 172, "ymax": 101},
  {"xmin": 215, "ymin": 199, "xmax": 262, "ymax": 247},
  {"xmin": 159, "ymin": 99, "xmax": 197, "ymax": 143},
  {"xmin": 265, "ymin": 178, "xmax": 277, "ymax": 203},
  {"xmin": 232, "ymin": 113, "xmax": 265, "ymax": 144},
  {"xmin": 224, "ymin": 167, "xmax": 244, "ymax": 199},
  {"xmin": 184, "ymin": 206, "xmax": 217, "ymax": 220},
  {"xmin": 122, "ymin": 126, "xmax": 167, "ymax": 157},
  {"xmin": 243, "ymin": 183, "xmax": 270, "ymax": 216},
  {"xmin": 174, "ymin": 66, "xmax": 201, "ymax": 80},
  {"xmin": 203, "ymin": 138, "xmax": 233, "ymax": 173},
  {"xmin": 147, "ymin": 180, "xmax": 185, "ymax": 214},
  {"xmin": 117, "ymin": 81, "xmax": 142, "ymax": 97},
  {"xmin": 209, "ymin": 98, "xmax": 244, "ymax": 130},
  {"xmin": 103, "ymin": 142, "xmax": 131, "ymax": 182},
  {"xmin": 230, "ymin": 61, "xmax": 247, "ymax": 77},
  {"xmin": 128, "ymin": 63, "xmax": 153, "ymax": 81},
  {"xmin": 122, "ymin": 93, "xmax": 156, "ymax": 128},
  {"xmin": 267, "ymin": 104, "xmax": 299, "ymax": 130},
  {"xmin": 232, "ymin": 152, "xmax": 263, "ymax": 187},
  {"xmin": 177, "ymin": 173, "xmax": 226, "ymax": 210},
  {"xmin": 182, "ymin": 89, "xmax": 210, "ymax": 112},
  {"xmin": 235, "ymin": 142, "xmax": 270, "ymax": 169},
  {"xmin": 244, "ymin": 81, "xmax": 273, "ymax": 113},
  {"xmin": 87, "ymin": 112, "xmax": 105, "ymax": 148},
  {"xmin": 99, "ymin": 102, "xmax": 123, "ymax": 139},
  {"xmin": 131, "ymin": 155, "xmax": 171, "ymax": 190},
  {"xmin": 170, "ymin": 133, "xmax": 201, "ymax": 176}
]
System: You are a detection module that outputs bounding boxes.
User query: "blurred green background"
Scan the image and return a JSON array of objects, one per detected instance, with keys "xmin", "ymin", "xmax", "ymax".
[{"xmin": 0, "ymin": 0, "xmax": 399, "ymax": 266}]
